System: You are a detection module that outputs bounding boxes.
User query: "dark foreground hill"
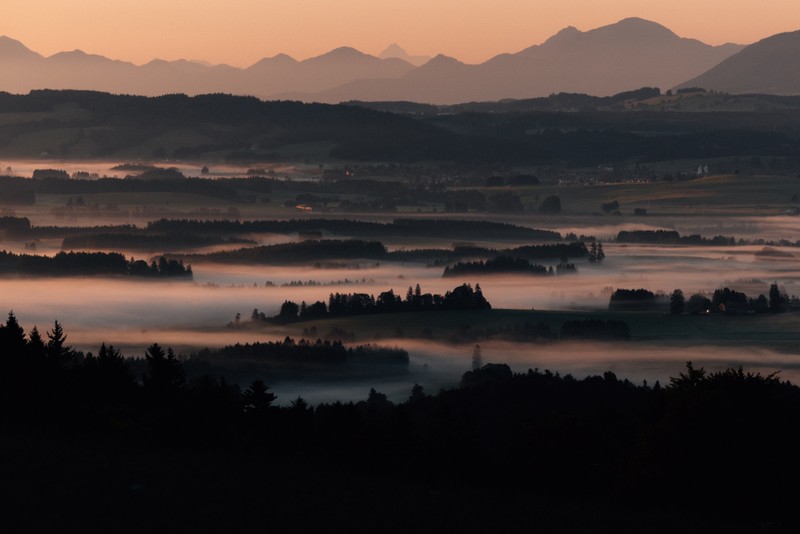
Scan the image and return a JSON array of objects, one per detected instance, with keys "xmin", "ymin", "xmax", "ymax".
[{"xmin": 2, "ymin": 316, "xmax": 799, "ymax": 532}]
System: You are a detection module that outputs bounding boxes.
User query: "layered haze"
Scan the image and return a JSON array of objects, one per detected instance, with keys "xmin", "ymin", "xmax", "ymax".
[
  {"xmin": 0, "ymin": 19, "xmax": 747, "ymax": 103},
  {"xmin": 3, "ymin": 207, "xmax": 800, "ymax": 403}
]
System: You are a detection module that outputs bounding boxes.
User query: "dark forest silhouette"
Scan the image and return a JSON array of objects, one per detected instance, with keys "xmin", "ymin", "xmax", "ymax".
[
  {"xmin": 613, "ymin": 283, "xmax": 796, "ymax": 315},
  {"xmin": 0, "ymin": 250, "xmax": 192, "ymax": 277},
  {"xmin": 2, "ymin": 90, "xmax": 800, "ymax": 165},
  {"xmin": 2, "ymin": 311, "xmax": 800, "ymax": 530},
  {"xmin": 247, "ymin": 283, "xmax": 491, "ymax": 325}
]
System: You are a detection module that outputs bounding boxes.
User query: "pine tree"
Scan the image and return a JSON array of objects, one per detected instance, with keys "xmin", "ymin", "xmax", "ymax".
[
  {"xmin": 27, "ymin": 326, "xmax": 46, "ymax": 360},
  {"xmin": 46, "ymin": 320, "xmax": 75, "ymax": 363},
  {"xmin": 3, "ymin": 311, "xmax": 26, "ymax": 355},
  {"xmin": 143, "ymin": 343, "xmax": 185, "ymax": 401},
  {"xmin": 242, "ymin": 379, "xmax": 277, "ymax": 415},
  {"xmin": 769, "ymin": 282, "xmax": 784, "ymax": 313}
]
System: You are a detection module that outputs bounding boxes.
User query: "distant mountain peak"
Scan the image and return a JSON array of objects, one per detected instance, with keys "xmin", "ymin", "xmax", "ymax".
[
  {"xmin": 380, "ymin": 43, "xmax": 432, "ymax": 66},
  {"xmin": 50, "ymin": 49, "xmax": 109, "ymax": 61},
  {"xmin": 544, "ymin": 25, "xmax": 581, "ymax": 45},
  {"xmin": 538, "ymin": 18, "xmax": 679, "ymax": 51},
  {"xmin": 317, "ymin": 46, "xmax": 367, "ymax": 59},
  {"xmin": 0, "ymin": 35, "xmax": 41, "ymax": 60},
  {"xmin": 270, "ymin": 53, "xmax": 297, "ymax": 62},
  {"xmin": 594, "ymin": 17, "xmax": 678, "ymax": 40},
  {"xmin": 427, "ymin": 54, "xmax": 460, "ymax": 65},
  {"xmin": 380, "ymin": 43, "xmax": 406, "ymax": 57},
  {"xmin": 617, "ymin": 16, "xmax": 659, "ymax": 26}
]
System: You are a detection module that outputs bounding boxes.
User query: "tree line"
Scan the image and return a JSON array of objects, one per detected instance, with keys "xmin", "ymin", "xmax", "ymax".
[
  {"xmin": 443, "ymin": 256, "xmax": 573, "ymax": 277},
  {"xmin": 668, "ymin": 282, "xmax": 794, "ymax": 315},
  {"xmin": 616, "ymin": 229, "xmax": 735, "ymax": 246},
  {"xmin": 0, "ymin": 250, "xmax": 192, "ymax": 277},
  {"xmin": 247, "ymin": 283, "xmax": 491, "ymax": 324},
  {"xmin": 610, "ymin": 283, "xmax": 796, "ymax": 315},
  {"xmin": 147, "ymin": 217, "xmax": 561, "ymax": 241}
]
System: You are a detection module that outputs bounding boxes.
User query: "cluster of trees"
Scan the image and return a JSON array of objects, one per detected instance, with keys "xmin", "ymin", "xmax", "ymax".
[
  {"xmin": 601, "ymin": 200, "xmax": 620, "ymax": 212},
  {"xmin": 616, "ymin": 229, "xmax": 736, "ymax": 246},
  {"xmin": 147, "ymin": 217, "xmax": 560, "ymax": 241},
  {"xmin": 587, "ymin": 241, "xmax": 605, "ymax": 262},
  {"xmin": 0, "ymin": 216, "xmax": 32, "ymax": 237},
  {"xmin": 197, "ymin": 239, "xmax": 387, "ymax": 265},
  {"xmin": 190, "ymin": 338, "xmax": 409, "ymax": 378},
  {"xmin": 392, "ymin": 242, "xmax": 589, "ymax": 265},
  {"xmin": 443, "ymin": 256, "xmax": 550, "ymax": 277},
  {"xmin": 250, "ymin": 283, "xmax": 491, "ymax": 324},
  {"xmin": 442, "ymin": 256, "xmax": 579, "ymax": 277},
  {"xmin": 0, "ymin": 312, "xmax": 195, "ymax": 430},
  {"xmin": 61, "ymin": 233, "xmax": 254, "ymax": 251},
  {"xmin": 608, "ymin": 288, "xmax": 668, "ymax": 311},
  {"xmin": 0, "ymin": 251, "xmax": 192, "ymax": 278},
  {"xmin": 611, "ymin": 283, "xmax": 796, "ymax": 315},
  {"xmin": 669, "ymin": 282, "xmax": 792, "ymax": 315},
  {"xmin": 538, "ymin": 195, "xmax": 562, "ymax": 214}
]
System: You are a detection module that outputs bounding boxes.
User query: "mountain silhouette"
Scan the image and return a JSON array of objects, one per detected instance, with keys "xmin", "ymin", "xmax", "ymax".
[
  {"xmin": 0, "ymin": 19, "xmax": 748, "ymax": 103},
  {"xmin": 0, "ymin": 36, "xmax": 42, "ymax": 61},
  {"xmin": 300, "ymin": 18, "xmax": 745, "ymax": 104},
  {"xmin": 676, "ymin": 30, "xmax": 800, "ymax": 95},
  {"xmin": 0, "ymin": 39, "xmax": 414, "ymax": 98},
  {"xmin": 379, "ymin": 44, "xmax": 431, "ymax": 66}
]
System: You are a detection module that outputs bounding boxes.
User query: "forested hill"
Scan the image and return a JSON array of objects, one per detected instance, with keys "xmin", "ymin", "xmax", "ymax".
[
  {"xmin": 1, "ymin": 90, "xmax": 800, "ymax": 164},
  {"xmin": 0, "ymin": 90, "xmax": 459, "ymax": 162}
]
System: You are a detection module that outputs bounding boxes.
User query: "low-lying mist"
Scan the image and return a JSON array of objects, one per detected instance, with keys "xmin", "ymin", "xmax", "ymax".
[
  {"xmin": 192, "ymin": 338, "xmax": 800, "ymax": 405},
  {"xmin": 4, "ymin": 240, "xmax": 800, "ymax": 340},
  {"xmin": 3, "ymin": 238, "xmax": 800, "ymax": 404}
]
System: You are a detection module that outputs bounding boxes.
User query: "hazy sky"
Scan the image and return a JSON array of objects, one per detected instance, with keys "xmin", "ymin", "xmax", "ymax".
[{"xmin": 3, "ymin": 1, "xmax": 798, "ymax": 66}]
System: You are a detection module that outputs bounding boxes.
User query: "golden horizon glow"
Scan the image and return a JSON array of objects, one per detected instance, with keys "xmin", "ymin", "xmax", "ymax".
[{"xmin": 2, "ymin": 0, "xmax": 798, "ymax": 67}]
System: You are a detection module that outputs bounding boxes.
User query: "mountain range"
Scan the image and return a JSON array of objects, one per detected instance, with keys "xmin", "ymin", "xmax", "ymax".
[{"xmin": 0, "ymin": 18, "xmax": 796, "ymax": 104}]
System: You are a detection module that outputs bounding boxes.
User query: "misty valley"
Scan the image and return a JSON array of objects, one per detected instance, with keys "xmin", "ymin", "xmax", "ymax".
[
  {"xmin": 3, "ymin": 88, "xmax": 800, "ymax": 531},
  {"xmin": 3, "ymin": 166, "xmax": 800, "ymax": 399}
]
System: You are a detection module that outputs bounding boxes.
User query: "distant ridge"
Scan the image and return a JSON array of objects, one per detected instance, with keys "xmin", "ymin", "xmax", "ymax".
[
  {"xmin": 288, "ymin": 18, "xmax": 745, "ymax": 104},
  {"xmin": 677, "ymin": 30, "xmax": 800, "ymax": 95},
  {"xmin": 0, "ymin": 36, "xmax": 42, "ymax": 61},
  {"xmin": 0, "ymin": 19, "xmax": 748, "ymax": 103},
  {"xmin": 379, "ymin": 44, "xmax": 431, "ymax": 66}
]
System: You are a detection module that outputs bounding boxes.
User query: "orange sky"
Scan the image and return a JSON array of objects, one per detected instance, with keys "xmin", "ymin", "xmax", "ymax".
[{"xmin": 2, "ymin": 0, "xmax": 798, "ymax": 66}]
